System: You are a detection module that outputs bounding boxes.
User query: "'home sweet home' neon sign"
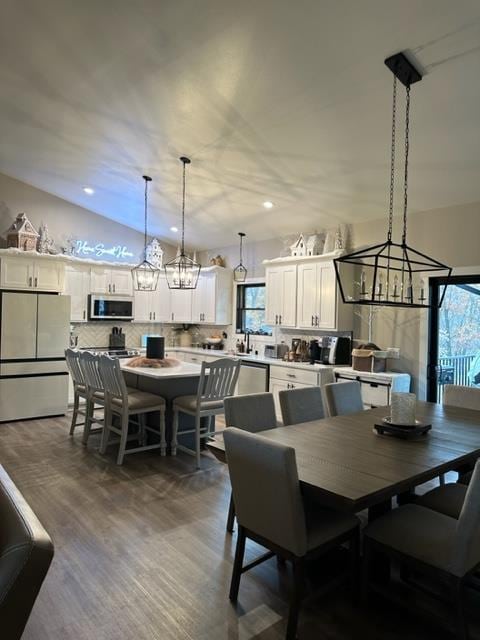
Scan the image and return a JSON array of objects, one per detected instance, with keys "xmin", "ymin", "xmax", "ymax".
[{"xmin": 75, "ymin": 240, "xmax": 134, "ymax": 260}]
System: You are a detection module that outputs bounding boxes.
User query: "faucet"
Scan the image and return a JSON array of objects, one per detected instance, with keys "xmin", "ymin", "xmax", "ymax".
[{"xmin": 245, "ymin": 330, "xmax": 252, "ymax": 354}]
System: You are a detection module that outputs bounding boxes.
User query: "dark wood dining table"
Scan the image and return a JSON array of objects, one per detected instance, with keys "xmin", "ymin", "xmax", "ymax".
[{"xmin": 207, "ymin": 401, "xmax": 480, "ymax": 518}]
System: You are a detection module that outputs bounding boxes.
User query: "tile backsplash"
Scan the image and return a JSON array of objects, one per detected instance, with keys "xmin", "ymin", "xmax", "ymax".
[{"xmin": 72, "ymin": 322, "xmax": 167, "ymax": 349}]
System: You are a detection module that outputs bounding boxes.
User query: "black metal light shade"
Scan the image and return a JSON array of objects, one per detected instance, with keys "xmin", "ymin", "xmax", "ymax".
[
  {"xmin": 164, "ymin": 157, "xmax": 201, "ymax": 290},
  {"xmin": 131, "ymin": 175, "xmax": 160, "ymax": 291},
  {"xmin": 334, "ymin": 52, "xmax": 451, "ymax": 310},
  {"xmin": 233, "ymin": 232, "xmax": 247, "ymax": 282}
]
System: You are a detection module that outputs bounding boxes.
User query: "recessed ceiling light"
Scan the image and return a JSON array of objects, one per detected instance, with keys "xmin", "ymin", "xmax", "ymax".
[
  {"xmin": 263, "ymin": 201, "xmax": 274, "ymax": 209},
  {"xmin": 170, "ymin": 226, "xmax": 178, "ymax": 232},
  {"xmin": 83, "ymin": 187, "xmax": 94, "ymax": 195}
]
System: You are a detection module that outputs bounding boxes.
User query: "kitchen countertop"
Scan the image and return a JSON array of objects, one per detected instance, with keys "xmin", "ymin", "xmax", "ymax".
[
  {"xmin": 121, "ymin": 360, "xmax": 202, "ymax": 379},
  {"xmin": 333, "ymin": 367, "xmax": 411, "ymax": 380}
]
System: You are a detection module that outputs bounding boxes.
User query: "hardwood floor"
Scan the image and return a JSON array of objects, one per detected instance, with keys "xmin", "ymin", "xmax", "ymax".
[{"xmin": 0, "ymin": 414, "xmax": 476, "ymax": 639}]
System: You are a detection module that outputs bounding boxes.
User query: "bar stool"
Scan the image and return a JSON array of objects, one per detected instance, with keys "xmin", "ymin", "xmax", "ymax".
[
  {"xmin": 98, "ymin": 356, "xmax": 167, "ymax": 465},
  {"xmin": 65, "ymin": 348, "xmax": 88, "ymax": 436},
  {"xmin": 78, "ymin": 351, "xmax": 106, "ymax": 445}
]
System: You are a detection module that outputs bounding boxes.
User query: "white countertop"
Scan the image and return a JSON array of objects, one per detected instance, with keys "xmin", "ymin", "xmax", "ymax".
[
  {"xmin": 121, "ymin": 360, "xmax": 202, "ymax": 380},
  {"xmin": 333, "ymin": 367, "xmax": 411, "ymax": 381}
]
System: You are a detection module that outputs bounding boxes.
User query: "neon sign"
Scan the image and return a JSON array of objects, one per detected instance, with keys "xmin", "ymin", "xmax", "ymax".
[{"xmin": 75, "ymin": 240, "xmax": 135, "ymax": 260}]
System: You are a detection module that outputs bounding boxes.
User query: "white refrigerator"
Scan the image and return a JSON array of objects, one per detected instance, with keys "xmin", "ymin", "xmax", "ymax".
[{"xmin": 0, "ymin": 292, "xmax": 70, "ymax": 422}]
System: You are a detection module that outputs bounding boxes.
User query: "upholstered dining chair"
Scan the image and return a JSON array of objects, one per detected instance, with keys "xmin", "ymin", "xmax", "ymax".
[
  {"xmin": 171, "ymin": 358, "xmax": 241, "ymax": 469},
  {"xmin": 279, "ymin": 386, "xmax": 325, "ymax": 426},
  {"xmin": 324, "ymin": 380, "xmax": 363, "ymax": 417},
  {"xmin": 224, "ymin": 428, "xmax": 360, "ymax": 640},
  {"xmin": 65, "ymin": 348, "xmax": 88, "ymax": 436},
  {"xmin": 223, "ymin": 392, "xmax": 277, "ymax": 532},
  {"xmin": 363, "ymin": 460, "xmax": 480, "ymax": 640},
  {"xmin": 98, "ymin": 356, "xmax": 167, "ymax": 465},
  {"xmin": 78, "ymin": 351, "xmax": 106, "ymax": 445}
]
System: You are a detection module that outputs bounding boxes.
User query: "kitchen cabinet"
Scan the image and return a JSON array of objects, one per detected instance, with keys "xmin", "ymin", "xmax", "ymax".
[
  {"xmin": 269, "ymin": 364, "xmax": 319, "ymax": 420},
  {"xmin": 133, "ymin": 277, "xmax": 171, "ymax": 322},
  {"xmin": 265, "ymin": 264, "xmax": 297, "ymax": 327},
  {"xmin": 90, "ymin": 267, "xmax": 133, "ymax": 295},
  {"xmin": 333, "ymin": 368, "xmax": 411, "ymax": 409},
  {"xmin": 0, "ymin": 256, "xmax": 64, "ymax": 292},
  {"xmin": 297, "ymin": 261, "xmax": 336, "ymax": 329},
  {"xmin": 169, "ymin": 288, "xmax": 192, "ymax": 323},
  {"xmin": 63, "ymin": 265, "xmax": 91, "ymax": 322},
  {"xmin": 191, "ymin": 268, "xmax": 232, "ymax": 325}
]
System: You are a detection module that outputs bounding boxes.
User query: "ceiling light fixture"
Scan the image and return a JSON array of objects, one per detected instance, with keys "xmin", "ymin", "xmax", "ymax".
[
  {"xmin": 83, "ymin": 187, "xmax": 94, "ymax": 195},
  {"xmin": 233, "ymin": 232, "xmax": 247, "ymax": 282},
  {"xmin": 164, "ymin": 157, "xmax": 201, "ymax": 290},
  {"xmin": 131, "ymin": 175, "xmax": 160, "ymax": 291},
  {"xmin": 334, "ymin": 51, "xmax": 451, "ymax": 309},
  {"xmin": 170, "ymin": 226, "xmax": 178, "ymax": 232},
  {"xmin": 263, "ymin": 201, "xmax": 274, "ymax": 209}
]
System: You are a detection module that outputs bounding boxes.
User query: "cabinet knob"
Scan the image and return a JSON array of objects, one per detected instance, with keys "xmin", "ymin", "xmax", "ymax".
[
  {"xmin": 287, "ymin": 373, "xmax": 296, "ymax": 378},
  {"xmin": 113, "ymin": 283, "xmax": 116, "ymax": 293},
  {"xmin": 153, "ymin": 312, "xmax": 156, "ymax": 320},
  {"xmin": 34, "ymin": 277, "xmax": 38, "ymax": 288},
  {"xmin": 279, "ymin": 315, "xmax": 282, "ymax": 324},
  {"xmin": 315, "ymin": 315, "xmax": 319, "ymax": 326},
  {"xmin": 275, "ymin": 314, "xmax": 278, "ymax": 324},
  {"xmin": 29, "ymin": 276, "xmax": 33, "ymax": 287},
  {"xmin": 83, "ymin": 310, "xmax": 86, "ymax": 320},
  {"xmin": 311, "ymin": 315, "xmax": 314, "ymax": 326}
]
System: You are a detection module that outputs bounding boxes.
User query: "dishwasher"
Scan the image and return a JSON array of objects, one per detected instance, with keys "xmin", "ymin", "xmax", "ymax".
[{"xmin": 236, "ymin": 360, "xmax": 270, "ymax": 394}]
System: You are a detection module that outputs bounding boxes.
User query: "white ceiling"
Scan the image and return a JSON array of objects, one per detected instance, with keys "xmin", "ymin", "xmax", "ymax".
[{"xmin": 1, "ymin": 0, "xmax": 480, "ymax": 249}]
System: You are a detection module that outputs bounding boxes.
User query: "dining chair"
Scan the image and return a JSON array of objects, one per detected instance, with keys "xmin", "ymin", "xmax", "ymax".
[
  {"xmin": 171, "ymin": 358, "xmax": 241, "ymax": 469},
  {"xmin": 223, "ymin": 392, "xmax": 277, "ymax": 532},
  {"xmin": 224, "ymin": 428, "xmax": 360, "ymax": 640},
  {"xmin": 416, "ymin": 482, "xmax": 466, "ymax": 519},
  {"xmin": 324, "ymin": 380, "xmax": 363, "ymax": 417},
  {"xmin": 98, "ymin": 356, "xmax": 167, "ymax": 465},
  {"xmin": 279, "ymin": 386, "xmax": 325, "ymax": 426},
  {"xmin": 78, "ymin": 351, "xmax": 106, "ymax": 445},
  {"xmin": 363, "ymin": 460, "xmax": 480, "ymax": 640},
  {"xmin": 443, "ymin": 385, "xmax": 480, "ymax": 485},
  {"xmin": 65, "ymin": 348, "xmax": 88, "ymax": 435}
]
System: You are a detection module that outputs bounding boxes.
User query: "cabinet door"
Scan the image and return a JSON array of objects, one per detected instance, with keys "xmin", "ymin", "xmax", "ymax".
[
  {"xmin": 269, "ymin": 378, "xmax": 289, "ymax": 421},
  {"xmin": 90, "ymin": 268, "xmax": 110, "ymax": 294},
  {"xmin": 317, "ymin": 263, "xmax": 337, "ymax": 329},
  {"xmin": 0, "ymin": 258, "xmax": 33, "ymax": 289},
  {"xmin": 64, "ymin": 267, "xmax": 90, "ymax": 321},
  {"xmin": 133, "ymin": 290, "xmax": 151, "ymax": 322},
  {"xmin": 192, "ymin": 274, "xmax": 216, "ymax": 323},
  {"xmin": 265, "ymin": 268, "xmax": 282, "ymax": 325},
  {"xmin": 279, "ymin": 266, "xmax": 297, "ymax": 328},
  {"xmin": 110, "ymin": 269, "xmax": 133, "ymax": 296},
  {"xmin": 34, "ymin": 261, "xmax": 64, "ymax": 292},
  {"xmin": 152, "ymin": 276, "xmax": 171, "ymax": 322},
  {"xmin": 170, "ymin": 289, "xmax": 192, "ymax": 323},
  {"xmin": 1, "ymin": 292, "xmax": 37, "ymax": 359},
  {"xmin": 297, "ymin": 263, "xmax": 318, "ymax": 329}
]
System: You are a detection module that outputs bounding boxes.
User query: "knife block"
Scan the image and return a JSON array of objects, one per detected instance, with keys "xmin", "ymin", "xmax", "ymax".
[{"xmin": 109, "ymin": 333, "xmax": 125, "ymax": 349}]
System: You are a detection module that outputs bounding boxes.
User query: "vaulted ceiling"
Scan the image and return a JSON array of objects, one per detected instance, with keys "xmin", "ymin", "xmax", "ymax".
[{"xmin": 0, "ymin": 0, "xmax": 479, "ymax": 249}]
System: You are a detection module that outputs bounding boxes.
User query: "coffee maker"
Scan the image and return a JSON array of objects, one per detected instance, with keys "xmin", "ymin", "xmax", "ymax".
[{"xmin": 309, "ymin": 336, "xmax": 351, "ymax": 365}]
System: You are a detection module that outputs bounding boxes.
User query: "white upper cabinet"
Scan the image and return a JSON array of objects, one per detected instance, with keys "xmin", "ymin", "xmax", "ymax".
[
  {"xmin": 297, "ymin": 261, "xmax": 337, "ymax": 329},
  {"xmin": 170, "ymin": 288, "xmax": 192, "ymax": 323},
  {"xmin": 191, "ymin": 268, "xmax": 232, "ymax": 325},
  {"xmin": 133, "ymin": 276, "xmax": 171, "ymax": 323},
  {"xmin": 265, "ymin": 264, "xmax": 297, "ymax": 328},
  {"xmin": 90, "ymin": 267, "xmax": 133, "ymax": 296},
  {"xmin": 0, "ymin": 256, "xmax": 64, "ymax": 292},
  {"xmin": 63, "ymin": 265, "xmax": 91, "ymax": 322}
]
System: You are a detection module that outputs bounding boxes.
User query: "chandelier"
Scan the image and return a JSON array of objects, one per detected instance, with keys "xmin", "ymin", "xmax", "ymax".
[
  {"xmin": 233, "ymin": 232, "xmax": 247, "ymax": 282},
  {"xmin": 164, "ymin": 157, "xmax": 201, "ymax": 290},
  {"xmin": 131, "ymin": 175, "xmax": 160, "ymax": 291},
  {"xmin": 334, "ymin": 52, "xmax": 452, "ymax": 309}
]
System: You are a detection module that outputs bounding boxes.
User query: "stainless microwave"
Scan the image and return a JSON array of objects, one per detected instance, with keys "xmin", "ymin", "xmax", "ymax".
[{"xmin": 88, "ymin": 295, "xmax": 134, "ymax": 321}]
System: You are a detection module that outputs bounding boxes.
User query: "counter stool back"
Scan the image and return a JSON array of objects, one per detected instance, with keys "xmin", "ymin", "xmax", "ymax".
[
  {"xmin": 78, "ymin": 351, "xmax": 106, "ymax": 445},
  {"xmin": 65, "ymin": 348, "xmax": 88, "ymax": 436}
]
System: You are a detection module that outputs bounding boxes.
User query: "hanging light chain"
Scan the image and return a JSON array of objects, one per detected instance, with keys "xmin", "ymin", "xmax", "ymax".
[
  {"xmin": 239, "ymin": 233, "xmax": 244, "ymax": 264},
  {"xmin": 181, "ymin": 159, "xmax": 186, "ymax": 256},
  {"xmin": 387, "ymin": 76, "xmax": 397, "ymax": 241},
  {"xmin": 402, "ymin": 84, "xmax": 411, "ymax": 245},
  {"xmin": 144, "ymin": 177, "xmax": 148, "ymax": 257}
]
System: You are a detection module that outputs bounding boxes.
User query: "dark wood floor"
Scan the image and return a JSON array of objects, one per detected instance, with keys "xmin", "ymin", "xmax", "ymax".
[{"xmin": 0, "ymin": 414, "xmax": 476, "ymax": 640}]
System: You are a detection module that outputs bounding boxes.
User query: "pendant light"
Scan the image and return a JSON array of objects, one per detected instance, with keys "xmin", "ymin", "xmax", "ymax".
[
  {"xmin": 233, "ymin": 232, "xmax": 247, "ymax": 282},
  {"xmin": 131, "ymin": 175, "xmax": 160, "ymax": 291},
  {"xmin": 334, "ymin": 52, "xmax": 452, "ymax": 309},
  {"xmin": 164, "ymin": 157, "xmax": 201, "ymax": 289}
]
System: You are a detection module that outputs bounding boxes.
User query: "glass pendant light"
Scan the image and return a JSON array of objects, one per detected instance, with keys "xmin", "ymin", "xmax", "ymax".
[
  {"xmin": 233, "ymin": 232, "xmax": 247, "ymax": 282},
  {"xmin": 164, "ymin": 157, "xmax": 201, "ymax": 289},
  {"xmin": 334, "ymin": 52, "xmax": 452, "ymax": 309},
  {"xmin": 131, "ymin": 175, "xmax": 160, "ymax": 291}
]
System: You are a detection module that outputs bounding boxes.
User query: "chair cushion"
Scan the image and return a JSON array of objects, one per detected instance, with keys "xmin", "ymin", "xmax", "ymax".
[
  {"xmin": 304, "ymin": 500, "xmax": 359, "ymax": 551},
  {"xmin": 364, "ymin": 504, "xmax": 458, "ymax": 574},
  {"xmin": 173, "ymin": 394, "xmax": 224, "ymax": 413},
  {"xmin": 416, "ymin": 483, "xmax": 466, "ymax": 519},
  {"xmin": 111, "ymin": 390, "xmax": 166, "ymax": 411}
]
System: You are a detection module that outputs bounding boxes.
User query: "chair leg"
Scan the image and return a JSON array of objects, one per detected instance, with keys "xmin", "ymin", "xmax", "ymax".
[
  {"xmin": 286, "ymin": 556, "xmax": 306, "ymax": 640},
  {"xmin": 349, "ymin": 527, "xmax": 360, "ymax": 603},
  {"xmin": 440, "ymin": 473, "xmax": 446, "ymax": 486},
  {"xmin": 171, "ymin": 408, "xmax": 179, "ymax": 456},
  {"xmin": 195, "ymin": 413, "xmax": 201, "ymax": 470},
  {"xmin": 70, "ymin": 391, "xmax": 80, "ymax": 435},
  {"xmin": 82, "ymin": 400, "xmax": 93, "ymax": 445},
  {"xmin": 160, "ymin": 408, "xmax": 166, "ymax": 456},
  {"xmin": 226, "ymin": 493, "xmax": 236, "ymax": 533},
  {"xmin": 361, "ymin": 539, "xmax": 372, "ymax": 604},
  {"xmin": 99, "ymin": 406, "xmax": 110, "ymax": 454},
  {"xmin": 451, "ymin": 578, "xmax": 468, "ymax": 640},
  {"xmin": 117, "ymin": 412, "xmax": 129, "ymax": 465},
  {"xmin": 229, "ymin": 525, "xmax": 246, "ymax": 602},
  {"xmin": 138, "ymin": 413, "xmax": 147, "ymax": 446}
]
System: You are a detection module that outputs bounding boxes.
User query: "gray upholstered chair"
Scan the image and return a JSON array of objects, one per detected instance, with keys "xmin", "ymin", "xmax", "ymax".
[
  {"xmin": 324, "ymin": 380, "xmax": 363, "ymax": 417},
  {"xmin": 279, "ymin": 386, "xmax": 325, "ymax": 426},
  {"xmin": 363, "ymin": 460, "xmax": 480, "ymax": 640},
  {"xmin": 99, "ymin": 356, "xmax": 167, "ymax": 465},
  {"xmin": 224, "ymin": 428, "xmax": 360, "ymax": 640},
  {"xmin": 0, "ymin": 465, "xmax": 54, "ymax": 640},
  {"xmin": 65, "ymin": 348, "xmax": 88, "ymax": 435},
  {"xmin": 172, "ymin": 358, "xmax": 241, "ymax": 469},
  {"xmin": 223, "ymin": 392, "xmax": 277, "ymax": 532},
  {"xmin": 444, "ymin": 384, "xmax": 480, "ymax": 412},
  {"xmin": 416, "ymin": 482, "xmax": 466, "ymax": 519},
  {"xmin": 78, "ymin": 351, "xmax": 106, "ymax": 445}
]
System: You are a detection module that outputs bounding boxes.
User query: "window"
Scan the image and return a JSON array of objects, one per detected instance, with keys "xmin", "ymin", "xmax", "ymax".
[{"xmin": 236, "ymin": 283, "xmax": 271, "ymax": 335}]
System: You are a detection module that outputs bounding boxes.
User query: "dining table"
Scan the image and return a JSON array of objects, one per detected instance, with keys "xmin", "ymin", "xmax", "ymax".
[{"xmin": 207, "ymin": 401, "xmax": 480, "ymax": 519}]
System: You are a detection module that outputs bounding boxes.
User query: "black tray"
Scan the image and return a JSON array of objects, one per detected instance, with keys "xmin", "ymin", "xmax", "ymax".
[{"xmin": 374, "ymin": 420, "xmax": 431, "ymax": 439}]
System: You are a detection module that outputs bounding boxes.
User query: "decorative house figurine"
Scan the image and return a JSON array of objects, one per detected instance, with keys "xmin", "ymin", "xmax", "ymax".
[
  {"xmin": 334, "ymin": 226, "xmax": 344, "ymax": 251},
  {"xmin": 290, "ymin": 233, "xmax": 323, "ymax": 257},
  {"xmin": 37, "ymin": 222, "xmax": 55, "ymax": 254},
  {"xmin": 6, "ymin": 213, "xmax": 39, "ymax": 251},
  {"xmin": 145, "ymin": 238, "xmax": 163, "ymax": 268}
]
